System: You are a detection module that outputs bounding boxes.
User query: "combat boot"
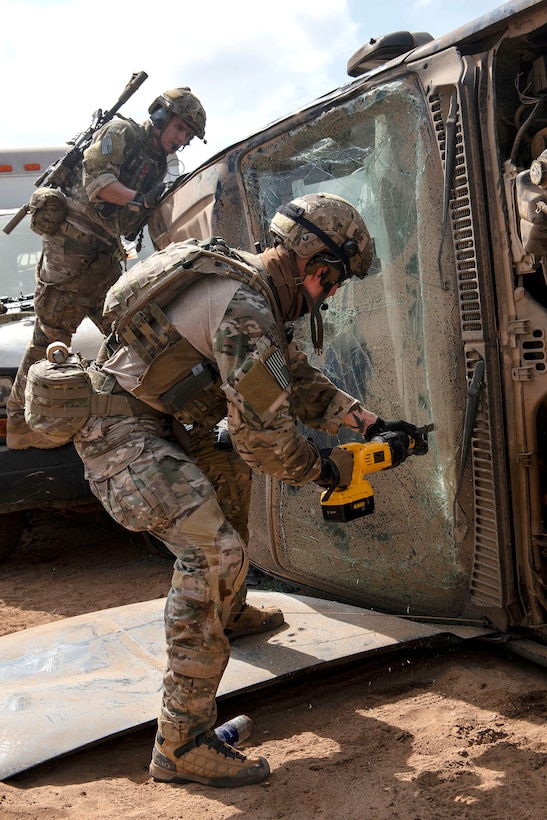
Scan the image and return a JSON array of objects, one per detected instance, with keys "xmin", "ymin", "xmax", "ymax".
[
  {"xmin": 149, "ymin": 729, "xmax": 270, "ymax": 787},
  {"xmin": 224, "ymin": 603, "xmax": 284, "ymax": 640},
  {"xmin": 6, "ymin": 416, "xmax": 64, "ymax": 450}
]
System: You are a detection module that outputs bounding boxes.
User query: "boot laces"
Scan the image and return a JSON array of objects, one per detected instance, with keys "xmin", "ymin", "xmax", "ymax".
[{"xmin": 198, "ymin": 729, "xmax": 246, "ymax": 760}]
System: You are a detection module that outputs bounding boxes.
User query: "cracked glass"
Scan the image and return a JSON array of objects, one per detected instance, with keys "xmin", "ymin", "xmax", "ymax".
[{"xmin": 242, "ymin": 79, "xmax": 468, "ymax": 615}]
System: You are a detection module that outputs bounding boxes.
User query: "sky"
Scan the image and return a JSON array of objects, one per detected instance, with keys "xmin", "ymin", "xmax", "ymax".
[{"xmin": 1, "ymin": 0, "xmax": 507, "ymax": 173}]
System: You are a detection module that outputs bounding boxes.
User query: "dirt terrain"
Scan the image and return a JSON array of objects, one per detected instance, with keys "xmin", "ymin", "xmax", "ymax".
[{"xmin": 0, "ymin": 508, "xmax": 546, "ymax": 819}]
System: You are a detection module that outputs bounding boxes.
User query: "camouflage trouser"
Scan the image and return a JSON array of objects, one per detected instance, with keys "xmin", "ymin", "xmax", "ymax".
[
  {"xmin": 7, "ymin": 222, "xmax": 122, "ymax": 420},
  {"xmin": 74, "ymin": 415, "xmax": 252, "ymax": 744},
  {"xmin": 190, "ymin": 422, "xmax": 252, "ymax": 596}
]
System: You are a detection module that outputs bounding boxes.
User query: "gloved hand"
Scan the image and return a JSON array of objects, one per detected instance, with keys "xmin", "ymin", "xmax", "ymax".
[
  {"xmin": 365, "ymin": 417, "xmax": 419, "ymax": 442},
  {"xmin": 384, "ymin": 430, "xmax": 412, "ymax": 466},
  {"xmin": 143, "ymin": 181, "xmax": 168, "ymax": 209},
  {"xmin": 126, "ymin": 192, "xmax": 146, "ymax": 212},
  {"xmin": 126, "ymin": 183, "xmax": 167, "ymax": 212},
  {"xmin": 316, "ymin": 447, "xmax": 354, "ymax": 489}
]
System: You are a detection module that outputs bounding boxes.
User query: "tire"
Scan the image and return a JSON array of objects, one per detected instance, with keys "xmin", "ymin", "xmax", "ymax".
[
  {"xmin": 141, "ymin": 531, "xmax": 174, "ymax": 560},
  {"xmin": 0, "ymin": 511, "xmax": 25, "ymax": 561}
]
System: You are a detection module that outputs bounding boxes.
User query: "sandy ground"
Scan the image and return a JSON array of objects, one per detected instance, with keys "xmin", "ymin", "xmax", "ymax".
[{"xmin": 0, "ymin": 508, "xmax": 546, "ymax": 820}]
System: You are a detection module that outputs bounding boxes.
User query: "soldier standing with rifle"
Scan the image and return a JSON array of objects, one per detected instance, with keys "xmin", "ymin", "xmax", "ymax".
[{"xmin": 5, "ymin": 77, "xmax": 207, "ymax": 450}]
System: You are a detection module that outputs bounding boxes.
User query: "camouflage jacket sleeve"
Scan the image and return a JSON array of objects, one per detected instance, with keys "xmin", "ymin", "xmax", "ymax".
[
  {"xmin": 287, "ymin": 342, "xmax": 360, "ymax": 434},
  {"xmin": 214, "ymin": 285, "xmax": 353, "ymax": 486},
  {"xmin": 82, "ymin": 119, "xmax": 140, "ymax": 201}
]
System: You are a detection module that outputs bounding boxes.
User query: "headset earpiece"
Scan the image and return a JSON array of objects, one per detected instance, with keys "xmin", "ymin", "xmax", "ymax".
[
  {"xmin": 150, "ymin": 106, "xmax": 170, "ymax": 129},
  {"xmin": 342, "ymin": 238, "xmax": 359, "ymax": 258}
]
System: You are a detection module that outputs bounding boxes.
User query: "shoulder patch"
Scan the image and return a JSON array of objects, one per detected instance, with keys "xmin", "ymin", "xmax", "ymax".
[
  {"xmin": 101, "ymin": 136, "xmax": 113, "ymax": 155},
  {"xmin": 263, "ymin": 347, "xmax": 290, "ymax": 390},
  {"xmin": 235, "ymin": 346, "xmax": 290, "ymax": 418}
]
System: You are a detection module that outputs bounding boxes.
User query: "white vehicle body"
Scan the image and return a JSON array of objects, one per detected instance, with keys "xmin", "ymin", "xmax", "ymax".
[{"xmin": 0, "ymin": 147, "xmax": 66, "ymax": 209}]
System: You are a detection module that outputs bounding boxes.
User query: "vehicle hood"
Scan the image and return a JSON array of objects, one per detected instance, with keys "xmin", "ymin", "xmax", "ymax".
[{"xmin": 0, "ymin": 315, "xmax": 103, "ymax": 368}]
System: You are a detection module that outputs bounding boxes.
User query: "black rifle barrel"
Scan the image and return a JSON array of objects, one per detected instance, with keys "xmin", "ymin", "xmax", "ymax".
[
  {"xmin": 111, "ymin": 71, "xmax": 148, "ymax": 113},
  {"xmin": 2, "ymin": 204, "xmax": 30, "ymax": 234}
]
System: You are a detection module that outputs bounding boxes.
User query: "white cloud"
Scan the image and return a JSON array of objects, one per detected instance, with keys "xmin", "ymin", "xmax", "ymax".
[
  {"xmin": 0, "ymin": 0, "xmax": 506, "ymax": 171},
  {"xmin": 0, "ymin": 0, "xmax": 361, "ymax": 169}
]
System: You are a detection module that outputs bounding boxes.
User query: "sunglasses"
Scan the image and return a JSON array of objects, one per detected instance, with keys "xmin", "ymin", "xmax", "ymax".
[{"xmin": 306, "ymin": 253, "xmax": 352, "ymax": 287}]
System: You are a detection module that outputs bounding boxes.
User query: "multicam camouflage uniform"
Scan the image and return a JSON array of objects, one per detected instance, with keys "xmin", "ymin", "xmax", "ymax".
[
  {"xmin": 74, "ymin": 248, "xmax": 359, "ymax": 745},
  {"xmin": 7, "ymin": 119, "xmax": 167, "ymax": 429}
]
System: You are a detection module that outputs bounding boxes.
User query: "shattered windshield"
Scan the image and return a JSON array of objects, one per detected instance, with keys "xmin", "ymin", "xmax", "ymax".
[
  {"xmin": 242, "ymin": 79, "xmax": 465, "ymax": 611},
  {"xmin": 241, "ymin": 79, "xmax": 455, "ymax": 419},
  {"xmin": 243, "ymin": 82, "xmax": 436, "ymax": 276}
]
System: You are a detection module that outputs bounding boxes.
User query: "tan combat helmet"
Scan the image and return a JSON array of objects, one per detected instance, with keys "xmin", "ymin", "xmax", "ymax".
[
  {"xmin": 148, "ymin": 87, "xmax": 206, "ymax": 141},
  {"xmin": 270, "ymin": 192, "xmax": 372, "ymax": 286}
]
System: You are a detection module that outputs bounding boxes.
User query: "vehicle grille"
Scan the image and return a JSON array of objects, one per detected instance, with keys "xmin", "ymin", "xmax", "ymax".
[{"xmin": 430, "ymin": 88, "xmax": 503, "ymax": 608}]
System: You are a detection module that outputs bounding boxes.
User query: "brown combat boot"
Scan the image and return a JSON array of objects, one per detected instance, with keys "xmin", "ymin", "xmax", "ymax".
[
  {"xmin": 149, "ymin": 729, "xmax": 270, "ymax": 787},
  {"xmin": 224, "ymin": 603, "xmax": 284, "ymax": 640},
  {"xmin": 6, "ymin": 417, "xmax": 63, "ymax": 450}
]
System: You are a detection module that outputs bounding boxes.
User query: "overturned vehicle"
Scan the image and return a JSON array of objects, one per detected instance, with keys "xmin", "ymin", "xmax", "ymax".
[
  {"xmin": 4, "ymin": 0, "xmax": 547, "ymax": 781},
  {"xmin": 1, "ymin": 1, "xmax": 547, "ymax": 655},
  {"xmin": 145, "ymin": 0, "xmax": 547, "ymax": 655}
]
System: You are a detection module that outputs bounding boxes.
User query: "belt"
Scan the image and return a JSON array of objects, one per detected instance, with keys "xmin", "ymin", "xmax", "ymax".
[
  {"xmin": 89, "ymin": 368, "xmax": 164, "ymax": 419},
  {"xmin": 62, "ymin": 220, "xmax": 123, "ymax": 257}
]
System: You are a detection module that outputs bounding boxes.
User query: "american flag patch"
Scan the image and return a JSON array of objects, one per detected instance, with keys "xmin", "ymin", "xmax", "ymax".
[
  {"xmin": 264, "ymin": 348, "xmax": 290, "ymax": 390},
  {"xmin": 101, "ymin": 136, "xmax": 113, "ymax": 155}
]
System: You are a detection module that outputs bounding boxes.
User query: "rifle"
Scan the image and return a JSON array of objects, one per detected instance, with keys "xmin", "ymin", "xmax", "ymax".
[{"xmin": 3, "ymin": 71, "xmax": 148, "ymax": 235}]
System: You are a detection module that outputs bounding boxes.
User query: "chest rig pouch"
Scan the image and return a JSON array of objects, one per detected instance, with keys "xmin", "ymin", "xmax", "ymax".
[
  {"xmin": 104, "ymin": 238, "xmax": 282, "ymax": 428},
  {"xmin": 24, "ymin": 345, "xmax": 156, "ymax": 446}
]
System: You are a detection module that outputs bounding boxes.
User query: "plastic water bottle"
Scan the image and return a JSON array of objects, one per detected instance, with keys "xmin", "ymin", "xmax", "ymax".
[{"xmin": 214, "ymin": 714, "xmax": 253, "ymax": 746}]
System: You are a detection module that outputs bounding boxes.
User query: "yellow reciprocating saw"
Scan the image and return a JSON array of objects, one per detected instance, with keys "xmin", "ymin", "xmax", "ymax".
[{"xmin": 320, "ymin": 424, "xmax": 433, "ymax": 522}]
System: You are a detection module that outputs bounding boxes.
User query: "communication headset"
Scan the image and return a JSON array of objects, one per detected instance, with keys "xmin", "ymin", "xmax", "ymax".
[
  {"xmin": 277, "ymin": 202, "xmax": 359, "ymax": 285},
  {"xmin": 150, "ymin": 87, "xmax": 195, "ymax": 130},
  {"xmin": 150, "ymin": 105, "xmax": 171, "ymax": 130}
]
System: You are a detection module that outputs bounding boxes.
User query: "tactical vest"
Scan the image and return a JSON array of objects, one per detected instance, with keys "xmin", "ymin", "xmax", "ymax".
[
  {"xmin": 94, "ymin": 118, "xmax": 163, "ymax": 237},
  {"xmin": 103, "ymin": 237, "xmax": 285, "ymax": 429},
  {"xmin": 68, "ymin": 119, "xmax": 167, "ymax": 242}
]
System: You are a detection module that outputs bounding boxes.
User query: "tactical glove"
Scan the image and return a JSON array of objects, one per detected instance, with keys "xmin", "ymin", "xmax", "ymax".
[
  {"xmin": 143, "ymin": 181, "xmax": 168, "ymax": 209},
  {"xmin": 127, "ymin": 183, "xmax": 167, "ymax": 212},
  {"xmin": 365, "ymin": 417, "xmax": 419, "ymax": 442},
  {"xmin": 127, "ymin": 192, "xmax": 146, "ymax": 212},
  {"xmin": 316, "ymin": 447, "xmax": 354, "ymax": 489},
  {"xmin": 383, "ymin": 430, "xmax": 412, "ymax": 466}
]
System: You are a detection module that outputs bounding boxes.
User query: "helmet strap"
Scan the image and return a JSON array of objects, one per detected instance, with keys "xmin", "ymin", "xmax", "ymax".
[
  {"xmin": 309, "ymin": 303, "xmax": 324, "ymax": 355},
  {"xmin": 287, "ymin": 248, "xmax": 304, "ymax": 288},
  {"xmin": 299, "ymin": 279, "xmax": 325, "ymax": 355},
  {"xmin": 277, "ymin": 202, "xmax": 352, "ymax": 279},
  {"xmin": 287, "ymin": 246, "xmax": 326, "ymax": 354}
]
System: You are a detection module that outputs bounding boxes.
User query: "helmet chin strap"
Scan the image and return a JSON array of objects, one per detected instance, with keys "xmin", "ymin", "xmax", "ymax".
[
  {"xmin": 308, "ymin": 299, "xmax": 324, "ymax": 355},
  {"xmin": 287, "ymin": 249, "xmax": 327, "ymax": 354}
]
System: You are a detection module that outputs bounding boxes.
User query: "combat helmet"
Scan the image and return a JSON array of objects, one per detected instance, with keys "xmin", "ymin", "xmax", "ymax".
[
  {"xmin": 270, "ymin": 192, "xmax": 372, "ymax": 286},
  {"xmin": 148, "ymin": 87, "xmax": 206, "ymax": 141}
]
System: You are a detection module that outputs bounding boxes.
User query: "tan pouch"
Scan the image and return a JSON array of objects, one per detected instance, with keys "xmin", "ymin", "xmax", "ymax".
[
  {"xmin": 25, "ymin": 351, "xmax": 92, "ymax": 445},
  {"xmin": 29, "ymin": 187, "xmax": 67, "ymax": 235}
]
